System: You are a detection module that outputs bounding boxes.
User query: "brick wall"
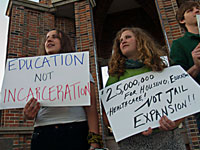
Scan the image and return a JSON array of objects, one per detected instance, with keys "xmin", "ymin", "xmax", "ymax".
[
  {"xmin": 7, "ymin": 4, "xmax": 55, "ymax": 59},
  {"xmin": 39, "ymin": 0, "xmax": 51, "ymax": 5},
  {"xmin": 55, "ymin": 17, "xmax": 76, "ymax": 49},
  {"xmin": 0, "ymin": 0, "xmax": 75, "ymax": 149},
  {"xmin": 156, "ymin": 0, "xmax": 183, "ymax": 45},
  {"xmin": 74, "ymin": 0, "xmax": 102, "ymax": 133},
  {"xmin": 156, "ymin": 0, "xmax": 200, "ymax": 149}
]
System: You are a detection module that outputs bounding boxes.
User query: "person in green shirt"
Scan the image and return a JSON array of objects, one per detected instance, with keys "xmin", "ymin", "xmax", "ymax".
[
  {"xmin": 170, "ymin": 1, "xmax": 200, "ymax": 132},
  {"xmin": 104, "ymin": 27, "xmax": 186, "ymax": 150}
]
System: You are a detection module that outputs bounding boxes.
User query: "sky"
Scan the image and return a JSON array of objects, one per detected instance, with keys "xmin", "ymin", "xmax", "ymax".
[{"xmin": 0, "ymin": 0, "xmax": 39, "ymax": 92}]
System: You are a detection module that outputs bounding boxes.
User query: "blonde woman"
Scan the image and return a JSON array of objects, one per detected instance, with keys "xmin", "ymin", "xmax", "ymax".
[{"xmin": 105, "ymin": 27, "xmax": 186, "ymax": 150}]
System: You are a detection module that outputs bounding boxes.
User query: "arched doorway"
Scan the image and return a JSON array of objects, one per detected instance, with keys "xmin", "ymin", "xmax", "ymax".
[
  {"xmin": 94, "ymin": 0, "xmax": 165, "ymax": 84},
  {"xmin": 93, "ymin": 1, "xmax": 167, "ymax": 149}
]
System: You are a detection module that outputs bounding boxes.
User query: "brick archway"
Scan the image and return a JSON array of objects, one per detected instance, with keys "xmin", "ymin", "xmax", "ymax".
[{"xmin": 93, "ymin": 0, "xmax": 164, "ymax": 66}]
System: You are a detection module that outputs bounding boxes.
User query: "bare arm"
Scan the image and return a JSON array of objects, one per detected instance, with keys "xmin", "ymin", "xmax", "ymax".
[
  {"xmin": 84, "ymin": 82, "xmax": 99, "ymax": 134},
  {"xmin": 84, "ymin": 82, "xmax": 100, "ymax": 149}
]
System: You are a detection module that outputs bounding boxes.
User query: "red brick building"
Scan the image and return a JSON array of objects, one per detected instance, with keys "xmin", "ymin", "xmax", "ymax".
[{"xmin": 0, "ymin": 0, "xmax": 199, "ymax": 149}]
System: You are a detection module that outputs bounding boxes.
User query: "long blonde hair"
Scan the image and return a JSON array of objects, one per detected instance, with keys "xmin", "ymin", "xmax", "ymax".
[{"xmin": 108, "ymin": 27, "xmax": 167, "ymax": 77}]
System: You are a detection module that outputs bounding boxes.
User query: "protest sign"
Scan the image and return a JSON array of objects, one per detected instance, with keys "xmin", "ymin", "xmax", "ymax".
[
  {"xmin": 197, "ymin": 15, "xmax": 200, "ymax": 34},
  {"xmin": 0, "ymin": 51, "xmax": 90, "ymax": 109},
  {"xmin": 100, "ymin": 66, "xmax": 200, "ymax": 142}
]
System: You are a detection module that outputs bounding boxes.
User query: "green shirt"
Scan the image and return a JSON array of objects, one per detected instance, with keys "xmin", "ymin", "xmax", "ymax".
[
  {"xmin": 170, "ymin": 31, "xmax": 200, "ymax": 84},
  {"xmin": 106, "ymin": 66, "xmax": 151, "ymax": 86}
]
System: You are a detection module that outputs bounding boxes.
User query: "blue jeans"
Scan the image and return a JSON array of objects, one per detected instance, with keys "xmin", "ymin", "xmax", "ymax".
[{"xmin": 31, "ymin": 121, "xmax": 89, "ymax": 150}]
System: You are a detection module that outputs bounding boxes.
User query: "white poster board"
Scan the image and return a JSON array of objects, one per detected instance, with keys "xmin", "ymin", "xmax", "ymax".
[
  {"xmin": 0, "ymin": 51, "xmax": 90, "ymax": 109},
  {"xmin": 197, "ymin": 14, "xmax": 200, "ymax": 34},
  {"xmin": 101, "ymin": 66, "xmax": 109, "ymax": 88},
  {"xmin": 100, "ymin": 66, "xmax": 200, "ymax": 142}
]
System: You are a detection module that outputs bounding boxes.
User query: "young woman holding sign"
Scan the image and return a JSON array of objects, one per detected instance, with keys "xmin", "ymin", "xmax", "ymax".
[
  {"xmin": 23, "ymin": 29, "xmax": 102, "ymax": 150},
  {"xmin": 105, "ymin": 27, "xmax": 186, "ymax": 150}
]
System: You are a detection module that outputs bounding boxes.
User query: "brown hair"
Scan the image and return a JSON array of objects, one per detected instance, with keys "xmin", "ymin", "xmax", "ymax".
[
  {"xmin": 38, "ymin": 29, "xmax": 74, "ymax": 55},
  {"xmin": 176, "ymin": 1, "xmax": 200, "ymax": 31},
  {"xmin": 108, "ymin": 27, "xmax": 167, "ymax": 77}
]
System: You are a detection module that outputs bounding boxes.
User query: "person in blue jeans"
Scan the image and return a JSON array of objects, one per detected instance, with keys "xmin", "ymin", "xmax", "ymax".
[
  {"xmin": 170, "ymin": 1, "xmax": 200, "ymax": 132},
  {"xmin": 23, "ymin": 29, "xmax": 102, "ymax": 150}
]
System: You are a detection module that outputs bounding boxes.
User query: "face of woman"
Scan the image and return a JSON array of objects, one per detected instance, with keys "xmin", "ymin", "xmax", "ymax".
[
  {"xmin": 119, "ymin": 30, "xmax": 139, "ymax": 60},
  {"xmin": 45, "ymin": 30, "xmax": 61, "ymax": 55}
]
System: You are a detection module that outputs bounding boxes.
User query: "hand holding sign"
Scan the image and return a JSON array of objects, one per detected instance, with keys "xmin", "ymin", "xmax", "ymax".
[
  {"xmin": 142, "ymin": 116, "xmax": 179, "ymax": 136},
  {"xmin": 142, "ymin": 127, "xmax": 152, "ymax": 136},
  {"xmin": 23, "ymin": 97, "xmax": 40, "ymax": 120},
  {"xmin": 159, "ymin": 116, "xmax": 178, "ymax": 131}
]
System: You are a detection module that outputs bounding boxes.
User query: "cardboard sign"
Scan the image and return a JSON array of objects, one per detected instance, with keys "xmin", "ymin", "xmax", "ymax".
[
  {"xmin": 0, "ymin": 52, "xmax": 90, "ymax": 109},
  {"xmin": 100, "ymin": 66, "xmax": 200, "ymax": 142}
]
